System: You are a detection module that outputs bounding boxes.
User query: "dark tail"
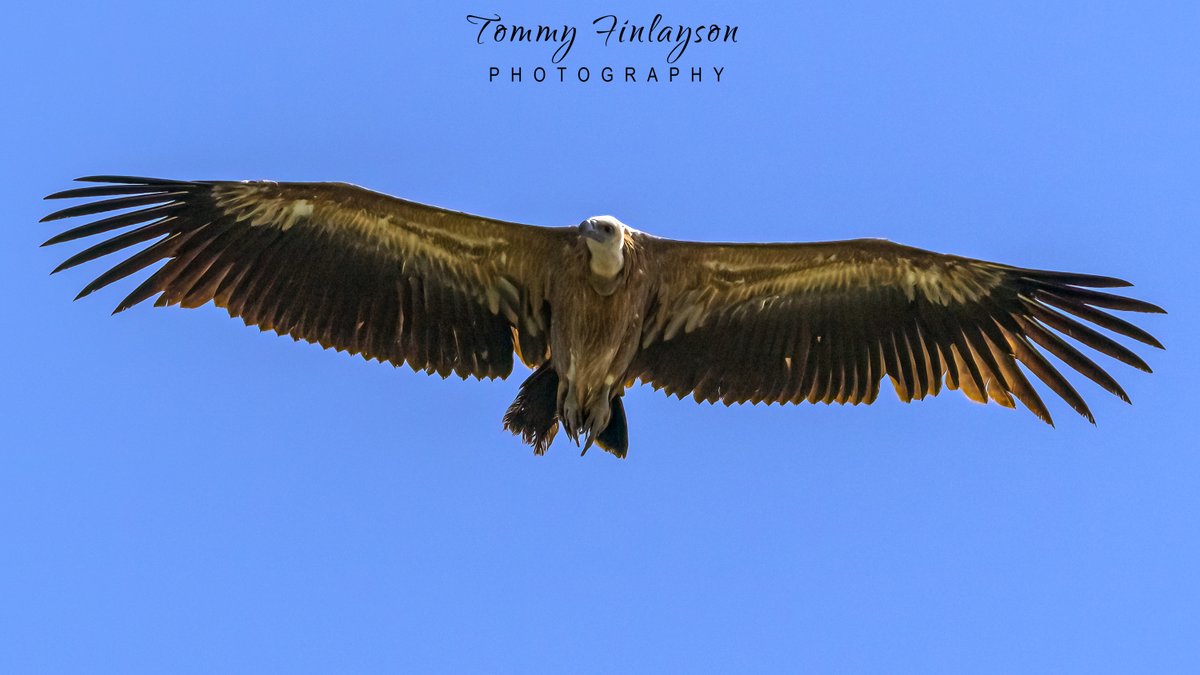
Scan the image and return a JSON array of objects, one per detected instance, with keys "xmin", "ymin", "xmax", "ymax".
[
  {"xmin": 503, "ymin": 364, "xmax": 560, "ymax": 455},
  {"xmin": 595, "ymin": 395, "xmax": 629, "ymax": 459}
]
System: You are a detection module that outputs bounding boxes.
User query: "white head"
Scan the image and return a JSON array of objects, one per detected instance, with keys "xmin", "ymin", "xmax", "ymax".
[{"xmin": 578, "ymin": 215, "xmax": 627, "ymax": 278}]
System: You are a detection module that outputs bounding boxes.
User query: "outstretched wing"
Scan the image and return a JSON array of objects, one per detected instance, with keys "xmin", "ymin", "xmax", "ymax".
[
  {"xmin": 42, "ymin": 176, "xmax": 568, "ymax": 379},
  {"xmin": 632, "ymin": 237, "xmax": 1164, "ymax": 424}
]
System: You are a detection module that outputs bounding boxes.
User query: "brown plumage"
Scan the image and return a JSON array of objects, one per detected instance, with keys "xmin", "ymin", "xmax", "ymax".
[{"xmin": 42, "ymin": 176, "xmax": 1166, "ymax": 458}]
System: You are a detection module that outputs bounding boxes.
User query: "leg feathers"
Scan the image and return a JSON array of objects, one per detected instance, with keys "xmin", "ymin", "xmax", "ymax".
[{"xmin": 595, "ymin": 396, "xmax": 629, "ymax": 459}]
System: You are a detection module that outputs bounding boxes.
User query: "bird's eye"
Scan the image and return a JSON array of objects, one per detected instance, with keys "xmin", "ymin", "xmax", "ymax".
[{"xmin": 602, "ymin": 225, "xmax": 613, "ymax": 233}]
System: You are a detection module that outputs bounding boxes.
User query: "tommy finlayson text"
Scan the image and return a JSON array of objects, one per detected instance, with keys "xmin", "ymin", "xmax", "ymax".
[{"xmin": 467, "ymin": 13, "xmax": 738, "ymax": 84}]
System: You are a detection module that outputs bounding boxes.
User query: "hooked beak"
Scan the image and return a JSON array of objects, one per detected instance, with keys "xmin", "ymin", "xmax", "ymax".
[{"xmin": 580, "ymin": 221, "xmax": 606, "ymax": 243}]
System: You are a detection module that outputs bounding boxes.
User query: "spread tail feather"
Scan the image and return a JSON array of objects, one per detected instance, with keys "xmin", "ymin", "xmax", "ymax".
[{"xmin": 503, "ymin": 364, "xmax": 560, "ymax": 455}]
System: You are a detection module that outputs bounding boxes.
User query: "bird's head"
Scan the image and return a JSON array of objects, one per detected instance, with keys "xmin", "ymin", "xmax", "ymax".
[
  {"xmin": 578, "ymin": 216, "xmax": 627, "ymax": 279},
  {"xmin": 579, "ymin": 215, "xmax": 625, "ymax": 247}
]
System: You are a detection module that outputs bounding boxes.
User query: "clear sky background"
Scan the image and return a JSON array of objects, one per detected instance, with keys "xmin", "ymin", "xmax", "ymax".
[{"xmin": 2, "ymin": 2, "xmax": 1197, "ymax": 672}]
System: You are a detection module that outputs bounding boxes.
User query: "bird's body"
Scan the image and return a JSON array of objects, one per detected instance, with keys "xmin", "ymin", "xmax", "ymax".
[
  {"xmin": 546, "ymin": 227, "xmax": 650, "ymax": 449},
  {"xmin": 41, "ymin": 176, "xmax": 1165, "ymax": 458}
]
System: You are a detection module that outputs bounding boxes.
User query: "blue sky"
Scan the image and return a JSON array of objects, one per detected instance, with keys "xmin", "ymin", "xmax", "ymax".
[{"xmin": 2, "ymin": 2, "xmax": 1197, "ymax": 672}]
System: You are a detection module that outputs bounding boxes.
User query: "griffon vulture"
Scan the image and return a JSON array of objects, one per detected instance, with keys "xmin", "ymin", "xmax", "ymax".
[{"xmin": 41, "ymin": 176, "xmax": 1165, "ymax": 457}]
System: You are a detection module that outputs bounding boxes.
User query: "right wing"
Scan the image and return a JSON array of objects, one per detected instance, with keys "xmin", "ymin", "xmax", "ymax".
[{"xmin": 632, "ymin": 236, "xmax": 1164, "ymax": 424}]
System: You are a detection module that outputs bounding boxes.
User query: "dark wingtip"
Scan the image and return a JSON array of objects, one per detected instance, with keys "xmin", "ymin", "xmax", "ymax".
[
  {"xmin": 76, "ymin": 175, "xmax": 136, "ymax": 183},
  {"xmin": 1124, "ymin": 298, "xmax": 1168, "ymax": 315},
  {"xmin": 73, "ymin": 175, "xmax": 180, "ymax": 185},
  {"xmin": 42, "ymin": 232, "xmax": 79, "ymax": 247},
  {"xmin": 46, "ymin": 186, "xmax": 100, "ymax": 200},
  {"xmin": 1073, "ymin": 275, "xmax": 1133, "ymax": 289},
  {"xmin": 1019, "ymin": 268, "xmax": 1136, "ymax": 288}
]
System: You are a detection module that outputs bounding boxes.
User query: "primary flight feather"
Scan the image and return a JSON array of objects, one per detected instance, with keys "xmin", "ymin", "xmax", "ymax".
[{"xmin": 42, "ymin": 176, "xmax": 1165, "ymax": 457}]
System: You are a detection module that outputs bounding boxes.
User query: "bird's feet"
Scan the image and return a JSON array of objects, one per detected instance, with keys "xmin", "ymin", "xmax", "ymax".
[{"xmin": 562, "ymin": 395, "xmax": 612, "ymax": 455}]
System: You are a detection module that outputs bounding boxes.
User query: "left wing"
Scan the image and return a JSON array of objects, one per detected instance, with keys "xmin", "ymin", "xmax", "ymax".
[
  {"xmin": 42, "ymin": 176, "xmax": 569, "ymax": 379},
  {"xmin": 631, "ymin": 236, "xmax": 1165, "ymax": 424}
]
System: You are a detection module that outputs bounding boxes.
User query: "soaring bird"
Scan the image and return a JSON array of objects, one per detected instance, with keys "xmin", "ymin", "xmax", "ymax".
[{"xmin": 42, "ymin": 176, "xmax": 1165, "ymax": 457}]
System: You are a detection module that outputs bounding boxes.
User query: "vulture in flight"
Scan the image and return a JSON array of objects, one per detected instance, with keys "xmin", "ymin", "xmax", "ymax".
[{"xmin": 41, "ymin": 176, "xmax": 1165, "ymax": 457}]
